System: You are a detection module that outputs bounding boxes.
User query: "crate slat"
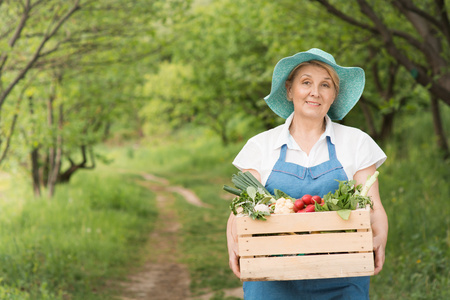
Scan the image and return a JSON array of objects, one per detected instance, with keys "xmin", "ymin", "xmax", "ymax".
[
  {"xmin": 238, "ymin": 231, "xmax": 373, "ymax": 256},
  {"xmin": 236, "ymin": 209, "xmax": 371, "ymax": 235},
  {"xmin": 240, "ymin": 253, "xmax": 374, "ymax": 281}
]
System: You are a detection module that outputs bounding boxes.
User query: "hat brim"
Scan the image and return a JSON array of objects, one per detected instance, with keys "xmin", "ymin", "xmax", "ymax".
[{"xmin": 264, "ymin": 52, "xmax": 365, "ymax": 120}]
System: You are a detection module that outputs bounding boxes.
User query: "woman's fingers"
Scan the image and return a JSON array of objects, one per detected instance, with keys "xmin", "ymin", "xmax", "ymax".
[
  {"xmin": 373, "ymin": 238, "xmax": 385, "ymax": 275},
  {"xmin": 229, "ymin": 250, "xmax": 241, "ymax": 278}
]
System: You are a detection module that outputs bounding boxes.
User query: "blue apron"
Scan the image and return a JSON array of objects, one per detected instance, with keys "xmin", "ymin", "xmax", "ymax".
[{"xmin": 243, "ymin": 137, "xmax": 370, "ymax": 300}]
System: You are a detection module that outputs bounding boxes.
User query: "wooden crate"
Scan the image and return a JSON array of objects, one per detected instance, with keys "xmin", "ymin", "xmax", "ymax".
[{"xmin": 236, "ymin": 207, "xmax": 374, "ymax": 281}]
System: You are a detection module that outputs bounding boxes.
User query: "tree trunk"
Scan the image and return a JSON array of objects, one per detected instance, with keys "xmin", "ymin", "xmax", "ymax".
[
  {"xmin": 30, "ymin": 147, "xmax": 41, "ymax": 197},
  {"xmin": 57, "ymin": 145, "xmax": 95, "ymax": 183},
  {"xmin": 47, "ymin": 91, "xmax": 55, "ymax": 191},
  {"xmin": 103, "ymin": 122, "xmax": 111, "ymax": 141},
  {"xmin": 48, "ymin": 103, "xmax": 63, "ymax": 198},
  {"xmin": 58, "ymin": 164, "xmax": 80, "ymax": 183},
  {"xmin": 26, "ymin": 94, "xmax": 42, "ymax": 197},
  {"xmin": 430, "ymin": 96, "xmax": 449, "ymax": 159},
  {"xmin": 358, "ymin": 96, "xmax": 377, "ymax": 138},
  {"xmin": 379, "ymin": 112, "xmax": 395, "ymax": 141},
  {"xmin": 220, "ymin": 127, "xmax": 229, "ymax": 146},
  {"xmin": 0, "ymin": 96, "xmax": 22, "ymax": 165}
]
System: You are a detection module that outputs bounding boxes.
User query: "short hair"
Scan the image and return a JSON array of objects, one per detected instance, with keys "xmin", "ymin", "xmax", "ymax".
[{"xmin": 285, "ymin": 60, "xmax": 340, "ymax": 96}]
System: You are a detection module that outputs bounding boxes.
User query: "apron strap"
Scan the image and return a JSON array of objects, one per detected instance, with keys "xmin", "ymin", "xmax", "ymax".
[
  {"xmin": 326, "ymin": 136, "xmax": 337, "ymax": 160},
  {"xmin": 279, "ymin": 144, "xmax": 288, "ymax": 162}
]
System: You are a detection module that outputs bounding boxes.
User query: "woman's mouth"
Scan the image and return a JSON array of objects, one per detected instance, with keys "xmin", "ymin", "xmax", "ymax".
[{"xmin": 306, "ymin": 101, "xmax": 320, "ymax": 106}]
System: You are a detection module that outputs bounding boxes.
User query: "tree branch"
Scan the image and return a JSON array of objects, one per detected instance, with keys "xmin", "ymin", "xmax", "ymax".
[
  {"xmin": 57, "ymin": 144, "xmax": 95, "ymax": 183},
  {"xmin": 395, "ymin": 0, "xmax": 441, "ymax": 28},
  {"xmin": 369, "ymin": 48, "xmax": 383, "ymax": 94},
  {"xmin": 315, "ymin": 0, "xmax": 450, "ymax": 104},
  {"xmin": 435, "ymin": 0, "xmax": 450, "ymax": 44},
  {"xmin": 394, "ymin": 0, "xmax": 450, "ymax": 43},
  {"xmin": 389, "ymin": 28, "xmax": 426, "ymax": 52},
  {"xmin": 0, "ymin": 0, "xmax": 81, "ymax": 110},
  {"xmin": 391, "ymin": 0, "xmax": 448, "ymax": 76},
  {"xmin": 386, "ymin": 62, "xmax": 399, "ymax": 97},
  {"xmin": 0, "ymin": 0, "xmax": 31, "ymax": 74},
  {"xmin": 358, "ymin": 96, "xmax": 378, "ymax": 138},
  {"xmin": 356, "ymin": 0, "xmax": 450, "ymax": 105},
  {"xmin": 315, "ymin": 0, "xmax": 376, "ymax": 33},
  {"xmin": 9, "ymin": 0, "xmax": 31, "ymax": 47},
  {"xmin": 0, "ymin": 95, "xmax": 23, "ymax": 164},
  {"xmin": 314, "ymin": 0, "xmax": 425, "ymax": 52}
]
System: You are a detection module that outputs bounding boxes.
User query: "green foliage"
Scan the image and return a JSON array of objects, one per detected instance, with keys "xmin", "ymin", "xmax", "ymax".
[
  {"xmin": 0, "ymin": 0, "xmax": 177, "ymax": 191},
  {"xmin": 0, "ymin": 169, "xmax": 158, "ymax": 299},
  {"xmin": 138, "ymin": 0, "xmax": 448, "ymax": 145},
  {"xmin": 140, "ymin": 0, "xmax": 290, "ymax": 143}
]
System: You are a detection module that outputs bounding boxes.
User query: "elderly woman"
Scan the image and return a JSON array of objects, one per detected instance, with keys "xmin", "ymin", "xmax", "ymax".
[{"xmin": 226, "ymin": 48, "xmax": 388, "ymax": 299}]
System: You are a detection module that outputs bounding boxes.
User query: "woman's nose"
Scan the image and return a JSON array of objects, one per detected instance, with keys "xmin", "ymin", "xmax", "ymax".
[{"xmin": 310, "ymin": 84, "xmax": 320, "ymax": 97}]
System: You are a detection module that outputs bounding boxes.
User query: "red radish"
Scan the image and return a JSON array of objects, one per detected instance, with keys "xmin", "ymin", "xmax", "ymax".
[
  {"xmin": 305, "ymin": 204, "xmax": 315, "ymax": 212},
  {"xmin": 296, "ymin": 208, "xmax": 306, "ymax": 213},
  {"xmin": 293, "ymin": 205, "xmax": 299, "ymax": 213},
  {"xmin": 312, "ymin": 195, "xmax": 322, "ymax": 204},
  {"xmin": 294, "ymin": 199, "xmax": 305, "ymax": 210},
  {"xmin": 301, "ymin": 194, "xmax": 313, "ymax": 205}
]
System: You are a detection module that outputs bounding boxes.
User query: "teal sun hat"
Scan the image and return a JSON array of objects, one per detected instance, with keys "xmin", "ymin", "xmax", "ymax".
[{"xmin": 264, "ymin": 48, "xmax": 365, "ymax": 120}]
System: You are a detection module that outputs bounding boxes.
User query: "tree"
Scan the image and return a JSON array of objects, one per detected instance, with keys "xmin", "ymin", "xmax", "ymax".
[
  {"xmin": 315, "ymin": 0, "xmax": 449, "ymax": 104},
  {"xmin": 141, "ymin": 0, "xmax": 317, "ymax": 144},
  {"xmin": 314, "ymin": 0, "xmax": 449, "ymax": 156},
  {"xmin": 0, "ymin": 0, "xmax": 82, "ymax": 110},
  {"xmin": 140, "ymin": 0, "xmax": 446, "ymax": 153},
  {"xmin": 0, "ymin": 0, "xmax": 83, "ymax": 165},
  {"xmin": 1, "ymin": 0, "xmax": 185, "ymax": 196}
]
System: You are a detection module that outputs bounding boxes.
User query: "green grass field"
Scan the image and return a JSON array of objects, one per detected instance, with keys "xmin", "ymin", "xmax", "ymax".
[
  {"xmin": 0, "ymin": 170, "xmax": 158, "ymax": 299},
  {"xmin": 0, "ymin": 110, "xmax": 448, "ymax": 299}
]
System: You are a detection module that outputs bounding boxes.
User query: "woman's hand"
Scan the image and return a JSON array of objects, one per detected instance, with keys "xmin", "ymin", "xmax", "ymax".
[
  {"xmin": 227, "ymin": 212, "xmax": 241, "ymax": 278},
  {"xmin": 373, "ymin": 234, "xmax": 386, "ymax": 275},
  {"xmin": 354, "ymin": 165, "xmax": 388, "ymax": 276}
]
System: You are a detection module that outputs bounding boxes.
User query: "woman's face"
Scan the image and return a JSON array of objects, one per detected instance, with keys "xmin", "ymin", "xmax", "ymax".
[{"xmin": 286, "ymin": 64, "xmax": 337, "ymax": 120}]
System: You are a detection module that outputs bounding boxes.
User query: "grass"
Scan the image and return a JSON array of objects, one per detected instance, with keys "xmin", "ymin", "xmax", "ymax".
[
  {"xmin": 370, "ymin": 125, "xmax": 450, "ymax": 299},
  {"xmin": 0, "ymin": 170, "xmax": 158, "ymax": 299}
]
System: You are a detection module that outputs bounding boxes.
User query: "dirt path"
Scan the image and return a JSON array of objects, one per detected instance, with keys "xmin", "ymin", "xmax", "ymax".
[{"xmin": 118, "ymin": 173, "xmax": 243, "ymax": 300}]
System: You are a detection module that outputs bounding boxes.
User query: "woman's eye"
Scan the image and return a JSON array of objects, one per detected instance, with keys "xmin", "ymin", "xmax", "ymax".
[
  {"xmin": 322, "ymin": 83, "xmax": 331, "ymax": 88},
  {"xmin": 302, "ymin": 81, "xmax": 311, "ymax": 85}
]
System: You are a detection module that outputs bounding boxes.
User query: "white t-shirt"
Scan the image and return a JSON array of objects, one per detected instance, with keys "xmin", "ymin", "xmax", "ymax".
[{"xmin": 233, "ymin": 113, "xmax": 387, "ymax": 185}]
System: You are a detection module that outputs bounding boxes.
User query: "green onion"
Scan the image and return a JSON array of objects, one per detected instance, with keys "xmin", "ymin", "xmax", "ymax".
[
  {"xmin": 223, "ymin": 185, "xmax": 242, "ymax": 196},
  {"xmin": 225, "ymin": 171, "xmax": 271, "ymax": 197}
]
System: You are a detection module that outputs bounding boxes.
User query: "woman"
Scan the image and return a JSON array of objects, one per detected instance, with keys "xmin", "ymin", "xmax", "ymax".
[{"xmin": 226, "ymin": 48, "xmax": 388, "ymax": 299}]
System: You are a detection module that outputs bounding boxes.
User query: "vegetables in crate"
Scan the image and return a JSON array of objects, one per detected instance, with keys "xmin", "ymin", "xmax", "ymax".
[
  {"xmin": 224, "ymin": 171, "xmax": 276, "ymax": 220},
  {"xmin": 223, "ymin": 172, "xmax": 296, "ymax": 220},
  {"xmin": 223, "ymin": 170, "xmax": 380, "ymax": 221},
  {"xmin": 315, "ymin": 171, "xmax": 379, "ymax": 220}
]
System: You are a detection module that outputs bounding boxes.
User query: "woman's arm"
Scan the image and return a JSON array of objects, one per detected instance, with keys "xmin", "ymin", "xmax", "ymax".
[
  {"xmin": 354, "ymin": 164, "xmax": 388, "ymax": 275},
  {"xmin": 226, "ymin": 169, "xmax": 261, "ymax": 278}
]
